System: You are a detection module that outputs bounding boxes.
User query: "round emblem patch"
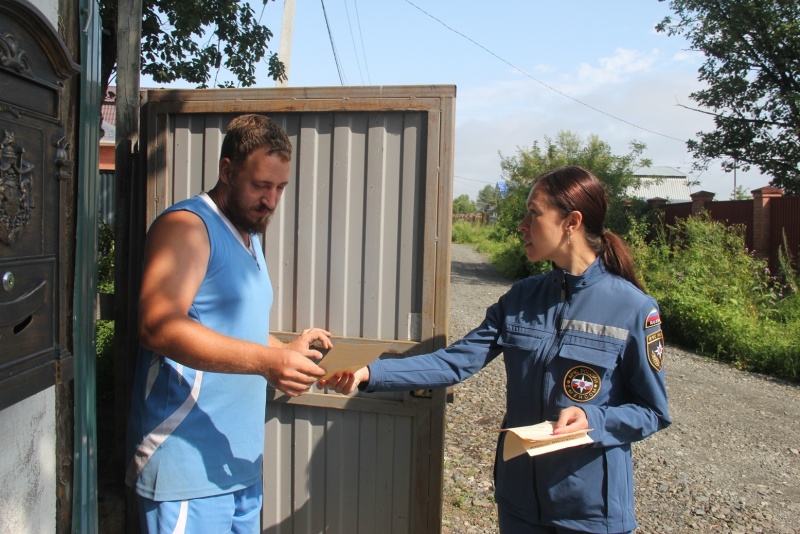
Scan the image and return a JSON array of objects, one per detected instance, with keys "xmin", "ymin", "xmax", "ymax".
[{"xmin": 563, "ymin": 366, "xmax": 602, "ymax": 402}]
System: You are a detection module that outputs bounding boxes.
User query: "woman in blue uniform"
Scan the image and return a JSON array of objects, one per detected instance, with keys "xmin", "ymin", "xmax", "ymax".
[{"xmin": 321, "ymin": 165, "xmax": 671, "ymax": 533}]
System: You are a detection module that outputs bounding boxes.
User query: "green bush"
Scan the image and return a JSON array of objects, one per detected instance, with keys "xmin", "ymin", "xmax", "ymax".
[
  {"xmin": 631, "ymin": 214, "xmax": 799, "ymax": 381},
  {"xmin": 96, "ymin": 220, "xmax": 115, "ymax": 367},
  {"xmin": 489, "ymin": 238, "xmax": 551, "ymax": 280},
  {"xmin": 451, "ymin": 220, "xmax": 490, "ymax": 245}
]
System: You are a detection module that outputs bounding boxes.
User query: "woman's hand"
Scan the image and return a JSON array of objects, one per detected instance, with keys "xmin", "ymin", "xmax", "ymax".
[
  {"xmin": 318, "ymin": 366, "xmax": 370, "ymax": 394},
  {"xmin": 553, "ymin": 406, "xmax": 588, "ymax": 434}
]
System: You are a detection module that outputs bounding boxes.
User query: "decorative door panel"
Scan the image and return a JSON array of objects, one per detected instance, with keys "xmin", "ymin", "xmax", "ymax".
[{"xmin": 0, "ymin": 0, "xmax": 79, "ymax": 410}]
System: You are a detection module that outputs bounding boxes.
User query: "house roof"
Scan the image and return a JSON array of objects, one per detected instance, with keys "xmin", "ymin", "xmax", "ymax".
[
  {"xmin": 627, "ymin": 166, "xmax": 692, "ymax": 203},
  {"xmin": 632, "ymin": 165, "xmax": 686, "ymax": 178}
]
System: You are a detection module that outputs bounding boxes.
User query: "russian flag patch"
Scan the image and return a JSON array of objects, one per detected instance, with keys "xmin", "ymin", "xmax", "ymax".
[{"xmin": 645, "ymin": 308, "xmax": 661, "ymax": 329}]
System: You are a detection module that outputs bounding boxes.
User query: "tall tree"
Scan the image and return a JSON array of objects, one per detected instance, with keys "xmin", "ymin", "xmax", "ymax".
[
  {"xmin": 476, "ymin": 184, "xmax": 501, "ymax": 214},
  {"xmin": 100, "ymin": 0, "xmax": 286, "ymax": 96},
  {"xmin": 452, "ymin": 194, "xmax": 477, "ymax": 214},
  {"xmin": 495, "ymin": 131, "xmax": 650, "ymax": 239},
  {"xmin": 657, "ymin": 0, "xmax": 800, "ymax": 194}
]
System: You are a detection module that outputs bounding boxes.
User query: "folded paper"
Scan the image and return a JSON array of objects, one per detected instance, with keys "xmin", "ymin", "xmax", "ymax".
[
  {"xmin": 501, "ymin": 421, "xmax": 593, "ymax": 461},
  {"xmin": 319, "ymin": 342, "xmax": 393, "ymax": 380}
]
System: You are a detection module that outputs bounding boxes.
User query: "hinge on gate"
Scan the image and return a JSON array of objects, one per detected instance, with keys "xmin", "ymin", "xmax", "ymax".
[{"xmin": 410, "ymin": 389, "xmax": 433, "ymax": 399}]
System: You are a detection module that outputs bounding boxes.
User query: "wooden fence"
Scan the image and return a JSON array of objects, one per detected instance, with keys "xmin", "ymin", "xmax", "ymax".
[{"xmin": 452, "ymin": 213, "xmax": 490, "ymax": 224}]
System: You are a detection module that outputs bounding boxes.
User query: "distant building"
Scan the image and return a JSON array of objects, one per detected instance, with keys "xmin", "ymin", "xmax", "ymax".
[{"xmin": 627, "ymin": 166, "xmax": 693, "ymax": 204}]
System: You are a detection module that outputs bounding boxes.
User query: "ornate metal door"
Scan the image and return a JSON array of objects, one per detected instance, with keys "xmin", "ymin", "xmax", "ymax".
[{"xmin": 0, "ymin": 0, "xmax": 79, "ymax": 409}]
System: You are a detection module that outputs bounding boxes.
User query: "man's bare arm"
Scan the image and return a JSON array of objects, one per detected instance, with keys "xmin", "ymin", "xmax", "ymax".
[{"xmin": 137, "ymin": 210, "xmax": 329, "ymax": 395}]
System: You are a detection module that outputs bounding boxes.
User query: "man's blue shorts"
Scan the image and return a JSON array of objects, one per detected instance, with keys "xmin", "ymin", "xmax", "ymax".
[{"xmin": 137, "ymin": 482, "xmax": 262, "ymax": 534}]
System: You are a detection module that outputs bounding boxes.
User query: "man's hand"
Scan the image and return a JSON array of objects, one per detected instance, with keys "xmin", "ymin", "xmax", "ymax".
[
  {"xmin": 263, "ymin": 348, "xmax": 327, "ymax": 397},
  {"xmin": 264, "ymin": 328, "xmax": 332, "ymax": 396},
  {"xmin": 317, "ymin": 366, "xmax": 370, "ymax": 395},
  {"xmin": 553, "ymin": 406, "xmax": 589, "ymax": 435},
  {"xmin": 286, "ymin": 327, "xmax": 333, "ymax": 360}
]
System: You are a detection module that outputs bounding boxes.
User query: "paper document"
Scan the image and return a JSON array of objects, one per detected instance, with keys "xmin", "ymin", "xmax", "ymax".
[
  {"xmin": 500, "ymin": 421, "xmax": 593, "ymax": 461},
  {"xmin": 318, "ymin": 342, "xmax": 393, "ymax": 380}
]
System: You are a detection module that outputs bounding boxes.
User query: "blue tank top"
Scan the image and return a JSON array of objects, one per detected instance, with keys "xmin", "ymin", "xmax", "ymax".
[{"xmin": 127, "ymin": 195, "xmax": 272, "ymax": 500}]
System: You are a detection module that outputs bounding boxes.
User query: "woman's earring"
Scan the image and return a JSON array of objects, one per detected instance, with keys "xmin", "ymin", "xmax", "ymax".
[{"xmin": 567, "ymin": 232, "xmax": 571, "ymax": 245}]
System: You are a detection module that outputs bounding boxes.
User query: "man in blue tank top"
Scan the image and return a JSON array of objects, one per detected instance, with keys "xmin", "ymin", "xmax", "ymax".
[{"xmin": 127, "ymin": 114, "xmax": 332, "ymax": 533}]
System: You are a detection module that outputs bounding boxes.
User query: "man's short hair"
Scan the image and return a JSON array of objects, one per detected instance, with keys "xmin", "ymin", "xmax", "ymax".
[{"xmin": 220, "ymin": 114, "xmax": 292, "ymax": 165}]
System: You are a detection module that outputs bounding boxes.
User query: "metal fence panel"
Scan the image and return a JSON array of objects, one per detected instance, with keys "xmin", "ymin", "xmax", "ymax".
[
  {"xmin": 706, "ymin": 199, "xmax": 754, "ymax": 249},
  {"xmin": 770, "ymin": 196, "xmax": 800, "ymax": 268}
]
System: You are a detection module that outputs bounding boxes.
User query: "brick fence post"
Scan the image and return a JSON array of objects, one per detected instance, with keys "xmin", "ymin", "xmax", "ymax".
[
  {"xmin": 690, "ymin": 190, "xmax": 715, "ymax": 215},
  {"xmin": 751, "ymin": 185, "xmax": 783, "ymax": 260}
]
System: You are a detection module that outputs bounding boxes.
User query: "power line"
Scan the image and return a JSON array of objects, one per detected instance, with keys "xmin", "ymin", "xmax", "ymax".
[
  {"xmin": 343, "ymin": 0, "xmax": 365, "ymax": 85},
  {"xmin": 321, "ymin": 0, "xmax": 347, "ymax": 85},
  {"xmin": 401, "ymin": 0, "xmax": 686, "ymax": 143},
  {"xmin": 455, "ymin": 174, "xmax": 496, "ymax": 186},
  {"xmin": 353, "ymin": 0, "xmax": 372, "ymax": 84}
]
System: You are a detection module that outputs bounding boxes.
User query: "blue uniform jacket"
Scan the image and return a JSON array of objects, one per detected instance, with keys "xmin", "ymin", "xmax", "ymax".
[{"xmin": 365, "ymin": 258, "xmax": 671, "ymax": 532}]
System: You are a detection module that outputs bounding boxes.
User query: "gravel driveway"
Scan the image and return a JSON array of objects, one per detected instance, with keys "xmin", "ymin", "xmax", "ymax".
[{"xmin": 442, "ymin": 243, "xmax": 800, "ymax": 533}]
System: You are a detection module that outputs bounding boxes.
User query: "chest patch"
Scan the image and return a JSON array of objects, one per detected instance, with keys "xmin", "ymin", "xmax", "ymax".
[
  {"xmin": 563, "ymin": 366, "xmax": 602, "ymax": 402},
  {"xmin": 646, "ymin": 330, "xmax": 665, "ymax": 372}
]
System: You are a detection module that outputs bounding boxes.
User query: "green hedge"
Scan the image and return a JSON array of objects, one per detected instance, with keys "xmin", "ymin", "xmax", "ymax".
[{"xmin": 630, "ymin": 214, "xmax": 799, "ymax": 381}]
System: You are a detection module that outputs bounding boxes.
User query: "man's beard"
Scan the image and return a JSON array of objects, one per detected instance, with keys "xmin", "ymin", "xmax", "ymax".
[{"xmin": 225, "ymin": 184, "xmax": 272, "ymax": 235}]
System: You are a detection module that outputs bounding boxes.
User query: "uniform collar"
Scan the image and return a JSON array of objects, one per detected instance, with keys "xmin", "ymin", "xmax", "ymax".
[{"xmin": 548, "ymin": 257, "xmax": 606, "ymax": 297}]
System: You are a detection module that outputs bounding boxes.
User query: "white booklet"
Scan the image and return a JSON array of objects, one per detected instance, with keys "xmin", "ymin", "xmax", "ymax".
[{"xmin": 500, "ymin": 421, "xmax": 593, "ymax": 461}]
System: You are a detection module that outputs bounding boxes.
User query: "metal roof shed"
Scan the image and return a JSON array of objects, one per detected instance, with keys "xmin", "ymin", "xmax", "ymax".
[
  {"xmin": 629, "ymin": 166, "xmax": 693, "ymax": 203},
  {"xmin": 139, "ymin": 85, "xmax": 456, "ymax": 533}
]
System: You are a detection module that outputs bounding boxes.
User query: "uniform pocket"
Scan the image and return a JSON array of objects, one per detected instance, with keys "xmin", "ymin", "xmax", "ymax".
[
  {"xmin": 498, "ymin": 328, "xmax": 549, "ymax": 399},
  {"xmin": 548, "ymin": 343, "xmax": 619, "ymax": 408}
]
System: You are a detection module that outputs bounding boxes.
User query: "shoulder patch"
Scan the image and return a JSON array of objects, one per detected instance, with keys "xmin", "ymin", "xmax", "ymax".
[
  {"xmin": 563, "ymin": 366, "xmax": 602, "ymax": 402},
  {"xmin": 646, "ymin": 330, "xmax": 665, "ymax": 372},
  {"xmin": 645, "ymin": 308, "xmax": 661, "ymax": 329}
]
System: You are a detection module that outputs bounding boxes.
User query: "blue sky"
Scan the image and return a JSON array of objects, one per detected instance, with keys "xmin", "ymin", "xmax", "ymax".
[{"xmin": 146, "ymin": 0, "xmax": 769, "ymax": 200}]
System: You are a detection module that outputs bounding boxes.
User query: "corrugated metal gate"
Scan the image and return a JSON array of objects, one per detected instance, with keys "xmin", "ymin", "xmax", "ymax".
[
  {"xmin": 769, "ymin": 195, "xmax": 800, "ymax": 270},
  {"xmin": 140, "ymin": 86, "xmax": 456, "ymax": 533}
]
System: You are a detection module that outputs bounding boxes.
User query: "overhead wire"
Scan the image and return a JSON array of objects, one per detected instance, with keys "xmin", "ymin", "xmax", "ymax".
[
  {"xmin": 401, "ymin": 0, "xmax": 686, "ymax": 143},
  {"xmin": 454, "ymin": 174, "xmax": 498, "ymax": 193},
  {"xmin": 343, "ymin": 0, "xmax": 365, "ymax": 84},
  {"xmin": 353, "ymin": 0, "xmax": 372, "ymax": 84},
  {"xmin": 321, "ymin": 0, "xmax": 347, "ymax": 85}
]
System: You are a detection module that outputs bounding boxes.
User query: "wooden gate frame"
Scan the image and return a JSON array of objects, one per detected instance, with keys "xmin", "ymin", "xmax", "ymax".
[{"xmin": 137, "ymin": 85, "xmax": 456, "ymax": 533}]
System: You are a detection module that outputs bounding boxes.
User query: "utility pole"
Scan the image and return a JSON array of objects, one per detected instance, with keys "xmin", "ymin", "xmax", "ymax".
[{"xmin": 277, "ymin": 0, "xmax": 296, "ymax": 87}]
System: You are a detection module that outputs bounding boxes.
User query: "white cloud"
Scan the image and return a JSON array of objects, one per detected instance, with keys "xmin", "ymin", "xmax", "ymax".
[
  {"xmin": 671, "ymin": 50, "xmax": 704, "ymax": 64},
  {"xmin": 453, "ymin": 57, "xmax": 769, "ymax": 202},
  {"xmin": 578, "ymin": 48, "xmax": 659, "ymax": 84}
]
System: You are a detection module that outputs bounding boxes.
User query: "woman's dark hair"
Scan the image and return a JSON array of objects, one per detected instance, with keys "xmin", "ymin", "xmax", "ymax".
[
  {"xmin": 220, "ymin": 114, "xmax": 292, "ymax": 166},
  {"xmin": 534, "ymin": 165, "xmax": 643, "ymax": 291}
]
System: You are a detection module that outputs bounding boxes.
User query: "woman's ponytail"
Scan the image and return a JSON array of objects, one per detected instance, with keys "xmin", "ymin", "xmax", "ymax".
[{"xmin": 600, "ymin": 230, "xmax": 643, "ymax": 292}]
